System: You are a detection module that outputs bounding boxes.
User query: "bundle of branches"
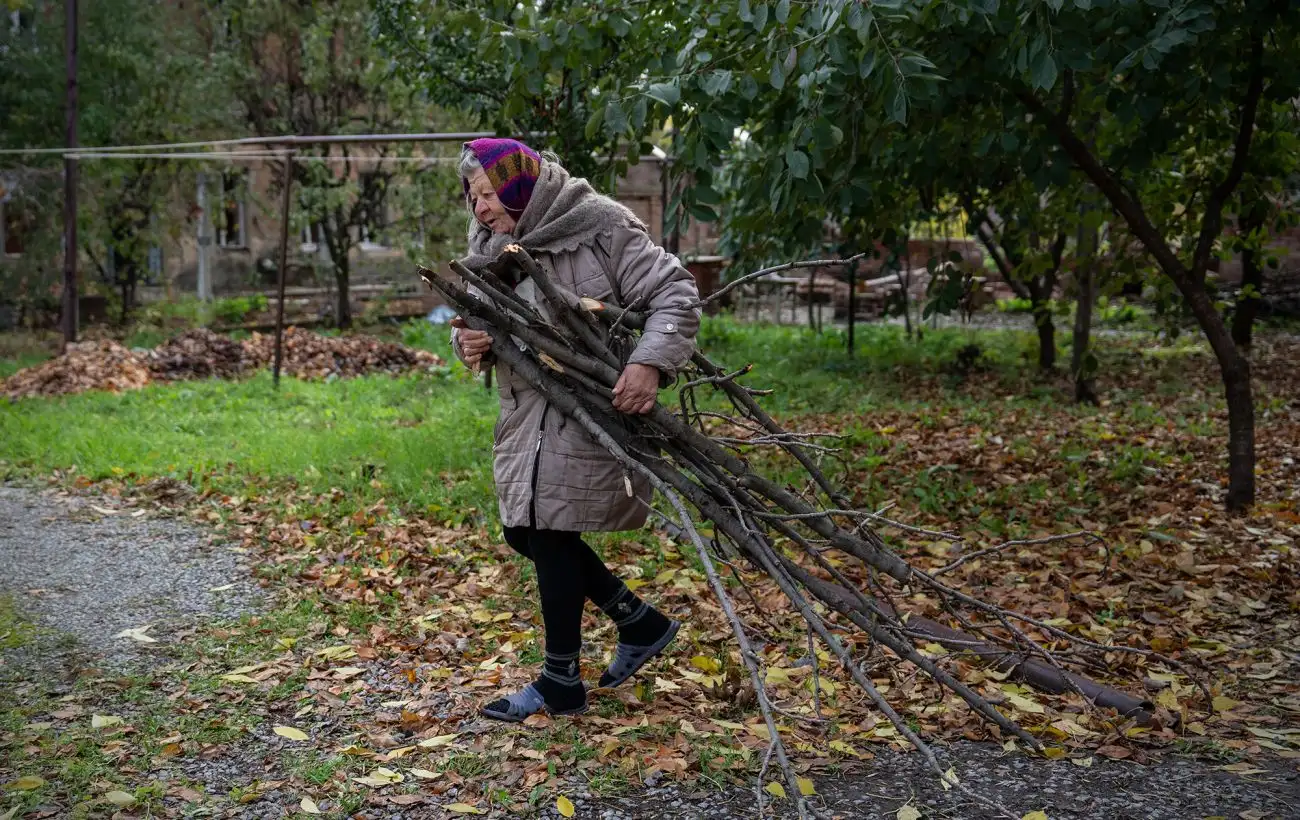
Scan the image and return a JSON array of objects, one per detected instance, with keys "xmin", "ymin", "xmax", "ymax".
[{"xmin": 421, "ymin": 247, "xmax": 1195, "ymax": 818}]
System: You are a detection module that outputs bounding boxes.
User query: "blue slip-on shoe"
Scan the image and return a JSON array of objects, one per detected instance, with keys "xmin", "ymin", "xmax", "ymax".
[{"xmin": 598, "ymin": 619, "xmax": 681, "ymax": 689}]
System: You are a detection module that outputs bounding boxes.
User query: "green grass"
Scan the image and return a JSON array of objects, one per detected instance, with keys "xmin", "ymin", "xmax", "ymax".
[
  {"xmin": 0, "ymin": 364, "xmax": 498, "ymax": 517},
  {"xmin": 0, "ymin": 595, "xmax": 37, "ymax": 649}
]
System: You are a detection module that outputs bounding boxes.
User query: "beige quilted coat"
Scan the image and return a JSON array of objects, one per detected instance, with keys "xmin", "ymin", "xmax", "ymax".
[{"xmin": 453, "ymin": 222, "xmax": 700, "ymax": 531}]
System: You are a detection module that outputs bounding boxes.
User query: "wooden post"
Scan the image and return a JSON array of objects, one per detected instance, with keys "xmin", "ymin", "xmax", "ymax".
[
  {"xmin": 60, "ymin": 0, "xmax": 78, "ymax": 348},
  {"xmin": 808, "ymin": 268, "xmax": 817, "ymax": 331},
  {"xmin": 846, "ymin": 261, "xmax": 856, "ymax": 357},
  {"xmin": 272, "ymin": 151, "xmax": 294, "ymax": 389}
]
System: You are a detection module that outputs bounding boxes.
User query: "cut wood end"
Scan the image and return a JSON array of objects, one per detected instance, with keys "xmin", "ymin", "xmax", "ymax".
[
  {"xmin": 504, "ymin": 243, "xmax": 522, "ymax": 253},
  {"xmin": 580, "ymin": 297, "xmax": 606, "ymax": 312},
  {"xmin": 538, "ymin": 353, "xmax": 565, "ymax": 374}
]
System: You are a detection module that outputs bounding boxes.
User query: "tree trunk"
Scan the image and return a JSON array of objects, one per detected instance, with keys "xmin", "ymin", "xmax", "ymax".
[
  {"xmin": 1033, "ymin": 301, "xmax": 1055, "ymax": 372},
  {"xmin": 1025, "ymin": 83, "xmax": 1260, "ymax": 510},
  {"xmin": 336, "ymin": 258, "xmax": 352, "ymax": 329},
  {"xmin": 1232, "ymin": 206, "xmax": 1267, "ymax": 350},
  {"xmin": 1072, "ymin": 245, "xmax": 1098, "ymax": 405}
]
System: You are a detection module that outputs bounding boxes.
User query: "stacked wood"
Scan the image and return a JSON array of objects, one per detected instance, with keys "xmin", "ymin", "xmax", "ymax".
[{"xmin": 422, "ymin": 247, "xmax": 1188, "ymax": 818}]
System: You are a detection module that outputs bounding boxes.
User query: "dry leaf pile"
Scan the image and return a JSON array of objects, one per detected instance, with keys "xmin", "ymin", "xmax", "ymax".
[{"xmin": 1, "ymin": 328, "xmax": 444, "ymax": 400}]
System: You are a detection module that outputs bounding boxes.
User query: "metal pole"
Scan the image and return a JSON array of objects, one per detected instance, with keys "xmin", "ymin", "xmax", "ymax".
[
  {"xmin": 847, "ymin": 260, "xmax": 856, "ymax": 357},
  {"xmin": 272, "ymin": 151, "xmax": 294, "ymax": 389},
  {"xmin": 61, "ymin": 0, "xmax": 78, "ymax": 348},
  {"xmin": 196, "ymin": 171, "xmax": 211, "ymax": 301}
]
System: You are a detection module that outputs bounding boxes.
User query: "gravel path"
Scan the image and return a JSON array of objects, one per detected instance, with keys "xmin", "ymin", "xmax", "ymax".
[
  {"xmin": 0, "ymin": 483, "xmax": 262, "ymax": 673},
  {"xmin": 577, "ymin": 742, "xmax": 1298, "ymax": 819}
]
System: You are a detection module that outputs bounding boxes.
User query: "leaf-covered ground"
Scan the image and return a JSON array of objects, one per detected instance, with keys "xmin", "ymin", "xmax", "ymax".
[{"xmin": 0, "ymin": 320, "xmax": 1296, "ymax": 818}]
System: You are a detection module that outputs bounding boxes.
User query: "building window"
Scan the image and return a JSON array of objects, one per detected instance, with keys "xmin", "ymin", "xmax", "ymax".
[
  {"xmin": 301, "ymin": 221, "xmax": 323, "ymax": 253},
  {"xmin": 217, "ymin": 170, "xmax": 248, "ymax": 248}
]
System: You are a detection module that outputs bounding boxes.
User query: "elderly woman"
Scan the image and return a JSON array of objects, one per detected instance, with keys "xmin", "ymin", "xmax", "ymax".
[{"xmin": 449, "ymin": 138, "xmax": 701, "ymax": 722}]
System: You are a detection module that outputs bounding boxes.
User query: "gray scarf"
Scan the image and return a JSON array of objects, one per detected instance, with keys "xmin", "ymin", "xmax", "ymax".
[{"xmin": 458, "ymin": 160, "xmax": 646, "ymax": 274}]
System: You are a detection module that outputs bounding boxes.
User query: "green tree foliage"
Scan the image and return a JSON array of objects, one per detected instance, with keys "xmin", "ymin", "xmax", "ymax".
[
  {"xmin": 0, "ymin": 0, "xmax": 229, "ymax": 323},
  {"xmin": 207, "ymin": 0, "xmax": 459, "ymax": 329},
  {"xmin": 378, "ymin": 0, "xmax": 1299, "ymax": 510}
]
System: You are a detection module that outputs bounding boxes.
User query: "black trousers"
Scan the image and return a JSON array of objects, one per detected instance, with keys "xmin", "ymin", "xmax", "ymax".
[{"xmin": 502, "ymin": 526, "xmax": 625, "ymax": 656}]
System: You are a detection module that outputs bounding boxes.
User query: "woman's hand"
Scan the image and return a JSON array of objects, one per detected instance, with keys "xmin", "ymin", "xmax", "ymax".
[
  {"xmin": 451, "ymin": 316, "xmax": 494, "ymax": 371},
  {"xmin": 612, "ymin": 363, "xmax": 660, "ymax": 414}
]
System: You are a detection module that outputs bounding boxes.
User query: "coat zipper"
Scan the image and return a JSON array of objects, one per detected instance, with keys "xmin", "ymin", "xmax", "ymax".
[{"xmin": 528, "ymin": 402, "xmax": 549, "ymax": 528}]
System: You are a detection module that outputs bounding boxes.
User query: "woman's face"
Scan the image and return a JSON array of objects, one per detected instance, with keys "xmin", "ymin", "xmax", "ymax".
[{"xmin": 467, "ymin": 170, "xmax": 517, "ymax": 235}]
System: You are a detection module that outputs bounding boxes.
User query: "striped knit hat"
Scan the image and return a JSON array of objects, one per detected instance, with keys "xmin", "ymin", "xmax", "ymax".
[{"xmin": 462, "ymin": 138, "xmax": 542, "ymax": 217}]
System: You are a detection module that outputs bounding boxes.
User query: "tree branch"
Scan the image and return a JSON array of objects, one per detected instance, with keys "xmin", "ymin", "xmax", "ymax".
[{"xmin": 1191, "ymin": 33, "xmax": 1266, "ymax": 281}]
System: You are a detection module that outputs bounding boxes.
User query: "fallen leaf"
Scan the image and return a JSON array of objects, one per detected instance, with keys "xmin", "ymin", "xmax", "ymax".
[
  {"xmin": 113, "ymin": 624, "xmax": 158, "ymax": 643},
  {"xmin": 690, "ymin": 655, "xmax": 721, "ymax": 673},
  {"xmin": 1212, "ymin": 696, "xmax": 1241, "ymax": 712},
  {"xmin": 1021, "ymin": 812, "xmax": 1050, "ymax": 820},
  {"xmin": 273, "ymin": 726, "xmax": 309, "ymax": 741},
  {"xmin": 897, "ymin": 805, "xmax": 922, "ymax": 820},
  {"xmin": 220, "ymin": 673, "xmax": 260, "ymax": 684},
  {"xmin": 940, "ymin": 766, "xmax": 959, "ymax": 791},
  {"xmin": 353, "ymin": 767, "xmax": 403, "ymax": 787},
  {"xmin": 408, "ymin": 769, "xmax": 440, "ymax": 780},
  {"xmin": 557, "ymin": 795, "xmax": 576, "ymax": 817},
  {"xmin": 208, "ymin": 583, "xmax": 236, "ymax": 592},
  {"xmin": 1096, "ymin": 745, "xmax": 1131, "ymax": 760},
  {"xmin": 6, "ymin": 775, "xmax": 46, "ymax": 791},
  {"xmin": 91, "ymin": 714, "xmax": 124, "ymax": 729},
  {"xmin": 446, "ymin": 803, "xmax": 485, "ymax": 815},
  {"xmin": 797, "ymin": 777, "xmax": 816, "ymax": 796},
  {"xmin": 105, "ymin": 791, "xmax": 137, "ymax": 808},
  {"xmin": 300, "ymin": 797, "xmax": 321, "ymax": 814},
  {"xmin": 765, "ymin": 782, "xmax": 786, "ymax": 798},
  {"xmin": 417, "ymin": 733, "xmax": 459, "ymax": 748}
]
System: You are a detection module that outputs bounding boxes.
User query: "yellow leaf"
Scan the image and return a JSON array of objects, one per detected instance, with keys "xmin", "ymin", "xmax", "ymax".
[
  {"xmin": 940, "ymin": 766, "xmax": 959, "ymax": 791},
  {"xmin": 352, "ymin": 767, "xmax": 403, "ymax": 787},
  {"xmin": 624, "ymin": 579, "xmax": 647, "ymax": 591},
  {"xmin": 765, "ymin": 781, "xmax": 787, "ymax": 799},
  {"xmin": 274, "ymin": 726, "xmax": 309, "ymax": 741},
  {"xmin": 765, "ymin": 667, "xmax": 794, "ymax": 686},
  {"xmin": 91, "ymin": 714, "xmax": 124, "ymax": 729},
  {"xmin": 653, "ymin": 569, "xmax": 676, "ymax": 584},
  {"xmin": 557, "ymin": 795, "xmax": 576, "ymax": 817},
  {"xmin": 220, "ymin": 673, "xmax": 260, "ymax": 684},
  {"xmin": 712, "ymin": 719, "xmax": 745, "ymax": 731},
  {"xmin": 300, "ymin": 796, "xmax": 321, "ymax": 814},
  {"xmin": 1211, "ymin": 696, "xmax": 1240, "ymax": 712},
  {"xmin": 690, "ymin": 655, "xmax": 721, "ymax": 673},
  {"xmin": 654, "ymin": 677, "xmax": 681, "ymax": 692},
  {"xmin": 446, "ymin": 804, "xmax": 485, "ymax": 815},
  {"xmin": 797, "ymin": 777, "xmax": 816, "ymax": 796},
  {"xmin": 408, "ymin": 769, "xmax": 440, "ymax": 780},
  {"xmin": 897, "ymin": 805, "xmax": 922, "ymax": 820},
  {"xmin": 417, "ymin": 733, "xmax": 459, "ymax": 748},
  {"xmin": 6, "ymin": 776, "xmax": 46, "ymax": 791},
  {"xmin": 1021, "ymin": 812, "xmax": 1050, "ymax": 820},
  {"xmin": 1003, "ymin": 691, "xmax": 1045, "ymax": 714},
  {"xmin": 1156, "ymin": 689, "xmax": 1180, "ymax": 711},
  {"xmin": 314, "ymin": 645, "xmax": 356, "ymax": 660},
  {"xmin": 105, "ymin": 791, "xmax": 137, "ymax": 808},
  {"xmin": 829, "ymin": 740, "xmax": 861, "ymax": 757}
]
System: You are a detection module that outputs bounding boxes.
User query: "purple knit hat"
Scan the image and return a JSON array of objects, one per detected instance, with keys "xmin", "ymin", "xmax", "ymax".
[{"xmin": 462, "ymin": 138, "xmax": 542, "ymax": 217}]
